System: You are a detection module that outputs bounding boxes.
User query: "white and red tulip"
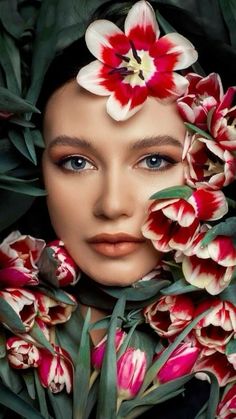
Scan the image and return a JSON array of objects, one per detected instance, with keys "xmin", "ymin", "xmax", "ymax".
[
  {"xmin": 194, "ymin": 352, "xmax": 236, "ymax": 387},
  {"xmin": 209, "ymin": 86, "xmax": 236, "ymax": 151},
  {"xmin": 117, "ymin": 347, "xmax": 147, "ymax": 400},
  {"xmin": 183, "ymin": 133, "xmax": 236, "ymax": 190},
  {"xmin": 45, "ymin": 240, "xmax": 80, "ymax": 287},
  {"xmin": 0, "ymin": 288, "xmax": 37, "ymax": 331},
  {"xmin": 177, "ymin": 72, "xmax": 223, "ymax": 129},
  {"xmin": 38, "ymin": 344, "xmax": 73, "ymax": 393},
  {"xmin": 216, "ymin": 383, "xmax": 236, "ymax": 418},
  {"xmin": 77, "ymin": 0, "xmax": 197, "ymax": 121},
  {"xmin": 91, "ymin": 328, "xmax": 126, "ymax": 370},
  {"xmin": 156, "ymin": 342, "xmax": 200, "ymax": 384},
  {"xmin": 144, "ymin": 295, "xmax": 194, "ymax": 338},
  {"xmin": 0, "ymin": 231, "xmax": 45, "ymax": 287},
  {"xmin": 142, "ymin": 188, "xmax": 228, "ymax": 253},
  {"xmin": 193, "ymin": 299, "xmax": 236, "ymax": 354},
  {"xmin": 35, "ymin": 291, "xmax": 77, "ymax": 325},
  {"xmin": 7, "ymin": 336, "xmax": 41, "ymax": 369}
]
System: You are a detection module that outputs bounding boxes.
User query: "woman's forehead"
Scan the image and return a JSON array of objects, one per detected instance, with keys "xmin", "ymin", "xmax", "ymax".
[{"xmin": 43, "ymin": 80, "xmax": 186, "ymax": 146}]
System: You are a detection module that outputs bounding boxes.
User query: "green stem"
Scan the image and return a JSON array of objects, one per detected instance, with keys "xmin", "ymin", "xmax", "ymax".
[
  {"xmin": 89, "ymin": 369, "xmax": 99, "ymax": 389},
  {"xmin": 141, "ymin": 382, "xmax": 159, "ymax": 398}
]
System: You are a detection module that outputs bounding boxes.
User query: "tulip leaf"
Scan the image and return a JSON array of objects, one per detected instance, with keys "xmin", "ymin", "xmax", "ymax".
[
  {"xmin": 138, "ymin": 308, "xmax": 211, "ymax": 394},
  {"xmin": 36, "ymin": 286, "xmax": 77, "ymax": 306},
  {"xmin": 47, "ymin": 390, "xmax": 72, "ymax": 419},
  {"xmin": 0, "ymin": 296, "xmax": 26, "ymax": 333},
  {"xmin": 22, "ymin": 371, "xmax": 36, "ymax": 400},
  {"xmin": 34, "ymin": 370, "xmax": 51, "ymax": 419},
  {"xmin": 226, "ymin": 338, "xmax": 236, "ymax": 355},
  {"xmin": 149, "ymin": 185, "xmax": 193, "ymax": 201},
  {"xmin": 28, "ymin": 322, "xmax": 54, "ymax": 354},
  {"xmin": 184, "ymin": 123, "xmax": 213, "ymax": 140},
  {"xmin": 161, "ymin": 278, "xmax": 199, "ymax": 295},
  {"xmin": 73, "ymin": 308, "xmax": 91, "ymax": 419},
  {"xmin": 220, "ymin": 283, "xmax": 236, "ymax": 305},
  {"xmin": 0, "ymin": 0, "xmax": 25, "ymax": 38},
  {"xmin": 0, "ymin": 356, "xmax": 22, "ymax": 393},
  {"xmin": 0, "ymin": 330, "xmax": 6, "ymax": 359},
  {"xmin": 0, "ymin": 380, "xmax": 43, "ymax": 419},
  {"xmin": 0, "ymin": 87, "xmax": 39, "ymax": 113},
  {"xmin": 96, "ymin": 297, "xmax": 126, "ymax": 419},
  {"xmin": 0, "ymin": 31, "xmax": 21, "ymax": 95},
  {"xmin": 0, "ymin": 190, "xmax": 34, "ymax": 232},
  {"xmin": 201, "ymin": 217, "xmax": 236, "ymax": 246},
  {"xmin": 99, "ymin": 280, "xmax": 170, "ymax": 302},
  {"xmin": 0, "ymin": 179, "xmax": 46, "ymax": 197}
]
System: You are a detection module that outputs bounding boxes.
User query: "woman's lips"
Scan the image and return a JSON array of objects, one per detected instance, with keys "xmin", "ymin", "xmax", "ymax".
[{"xmin": 87, "ymin": 233, "xmax": 146, "ymax": 258}]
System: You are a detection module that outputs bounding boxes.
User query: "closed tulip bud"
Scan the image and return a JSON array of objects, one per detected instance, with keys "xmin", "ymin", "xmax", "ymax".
[
  {"xmin": 91, "ymin": 329, "xmax": 126, "ymax": 370},
  {"xmin": 38, "ymin": 344, "xmax": 73, "ymax": 393},
  {"xmin": 117, "ymin": 348, "xmax": 147, "ymax": 400},
  {"xmin": 7, "ymin": 336, "xmax": 41, "ymax": 369},
  {"xmin": 156, "ymin": 342, "xmax": 200, "ymax": 384}
]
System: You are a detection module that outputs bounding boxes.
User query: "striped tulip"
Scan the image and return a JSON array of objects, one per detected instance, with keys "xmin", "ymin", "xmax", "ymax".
[
  {"xmin": 35, "ymin": 291, "xmax": 77, "ymax": 325},
  {"xmin": 0, "ymin": 288, "xmax": 37, "ymax": 331},
  {"xmin": 77, "ymin": 0, "xmax": 197, "ymax": 121},
  {"xmin": 117, "ymin": 348, "xmax": 147, "ymax": 400},
  {"xmin": 7, "ymin": 336, "xmax": 41, "ymax": 369},
  {"xmin": 91, "ymin": 329, "xmax": 126, "ymax": 370},
  {"xmin": 216, "ymin": 383, "xmax": 236, "ymax": 417}
]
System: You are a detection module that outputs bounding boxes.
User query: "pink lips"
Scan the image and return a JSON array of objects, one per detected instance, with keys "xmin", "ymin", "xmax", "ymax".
[{"xmin": 87, "ymin": 233, "xmax": 146, "ymax": 257}]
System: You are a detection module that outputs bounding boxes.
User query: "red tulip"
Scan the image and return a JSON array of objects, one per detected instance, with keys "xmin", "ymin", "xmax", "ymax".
[
  {"xmin": 117, "ymin": 348, "xmax": 147, "ymax": 400},
  {"xmin": 7, "ymin": 336, "xmax": 41, "ymax": 369}
]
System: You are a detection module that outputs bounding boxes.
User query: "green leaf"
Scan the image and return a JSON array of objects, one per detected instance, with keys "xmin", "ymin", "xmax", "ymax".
[
  {"xmin": 73, "ymin": 308, "xmax": 91, "ymax": 419},
  {"xmin": 28, "ymin": 322, "xmax": 54, "ymax": 354},
  {"xmin": 32, "ymin": 130, "xmax": 45, "ymax": 148},
  {"xmin": 47, "ymin": 390, "xmax": 72, "ymax": 419},
  {"xmin": 201, "ymin": 217, "xmax": 236, "ymax": 246},
  {"xmin": 99, "ymin": 280, "xmax": 170, "ymax": 302},
  {"xmin": 0, "ymin": 380, "xmax": 43, "ymax": 419},
  {"xmin": 23, "ymin": 128, "xmax": 37, "ymax": 165},
  {"xmin": 184, "ymin": 123, "xmax": 213, "ymax": 140},
  {"xmin": 0, "ymin": 180, "xmax": 46, "ymax": 197},
  {"xmin": 8, "ymin": 129, "xmax": 36, "ymax": 163},
  {"xmin": 22, "ymin": 371, "xmax": 36, "ymax": 400},
  {"xmin": 36, "ymin": 286, "xmax": 77, "ymax": 306},
  {"xmin": 9, "ymin": 117, "xmax": 35, "ymax": 128},
  {"xmin": 219, "ymin": 0, "xmax": 236, "ymax": 46},
  {"xmin": 56, "ymin": 24, "xmax": 86, "ymax": 51},
  {"xmin": 0, "ymin": 296, "xmax": 26, "ymax": 333},
  {"xmin": 0, "ymin": 31, "xmax": 20, "ymax": 95},
  {"xmin": 0, "ymin": 87, "xmax": 39, "ymax": 113},
  {"xmin": 206, "ymin": 373, "xmax": 220, "ymax": 419},
  {"xmin": 149, "ymin": 185, "xmax": 193, "ymax": 201},
  {"xmin": 226, "ymin": 338, "xmax": 236, "ymax": 355},
  {"xmin": 220, "ymin": 283, "xmax": 236, "ymax": 305},
  {"xmin": 161, "ymin": 278, "xmax": 199, "ymax": 295},
  {"xmin": 0, "ymin": 356, "xmax": 22, "ymax": 393},
  {"xmin": 0, "ymin": 0, "xmax": 24, "ymax": 38},
  {"xmin": 0, "ymin": 330, "xmax": 6, "ymax": 359},
  {"xmin": 34, "ymin": 370, "xmax": 50, "ymax": 419},
  {"xmin": 96, "ymin": 297, "xmax": 126, "ymax": 419},
  {"xmin": 0, "ymin": 190, "xmax": 34, "ymax": 232},
  {"xmin": 37, "ymin": 247, "xmax": 60, "ymax": 288}
]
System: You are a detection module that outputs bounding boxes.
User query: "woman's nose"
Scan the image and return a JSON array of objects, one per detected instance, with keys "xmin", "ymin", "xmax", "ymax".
[{"xmin": 93, "ymin": 169, "xmax": 135, "ymax": 220}]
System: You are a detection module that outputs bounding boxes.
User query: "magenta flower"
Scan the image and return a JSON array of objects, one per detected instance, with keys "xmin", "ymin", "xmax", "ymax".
[
  {"xmin": 177, "ymin": 72, "xmax": 223, "ymax": 129},
  {"xmin": 142, "ymin": 188, "xmax": 228, "ymax": 252},
  {"xmin": 0, "ymin": 231, "xmax": 45, "ymax": 288},
  {"xmin": 45, "ymin": 240, "xmax": 80, "ymax": 286},
  {"xmin": 35, "ymin": 291, "xmax": 77, "ymax": 325},
  {"xmin": 7, "ymin": 336, "xmax": 41, "ymax": 369},
  {"xmin": 117, "ymin": 348, "xmax": 147, "ymax": 400},
  {"xmin": 194, "ymin": 352, "xmax": 236, "ymax": 388},
  {"xmin": 217, "ymin": 383, "xmax": 236, "ymax": 418},
  {"xmin": 156, "ymin": 342, "xmax": 200, "ymax": 384},
  {"xmin": 0, "ymin": 288, "xmax": 38, "ymax": 331},
  {"xmin": 91, "ymin": 329, "xmax": 126, "ymax": 370},
  {"xmin": 38, "ymin": 344, "xmax": 73, "ymax": 393},
  {"xmin": 144, "ymin": 295, "xmax": 194, "ymax": 338},
  {"xmin": 77, "ymin": 0, "xmax": 197, "ymax": 121}
]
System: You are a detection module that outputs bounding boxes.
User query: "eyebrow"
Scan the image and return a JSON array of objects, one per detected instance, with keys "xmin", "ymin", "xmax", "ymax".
[{"xmin": 47, "ymin": 134, "xmax": 182, "ymax": 151}]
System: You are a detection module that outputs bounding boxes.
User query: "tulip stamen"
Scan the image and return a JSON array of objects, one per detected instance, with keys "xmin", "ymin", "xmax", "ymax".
[{"xmin": 130, "ymin": 40, "xmax": 142, "ymax": 64}]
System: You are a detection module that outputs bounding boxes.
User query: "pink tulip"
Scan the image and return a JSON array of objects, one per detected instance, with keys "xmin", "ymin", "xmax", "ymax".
[
  {"xmin": 44, "ymin": 240, "xmax": 80, "ymax": 286},
  {"xmin": 0, "ymin": 288, "xmax": 38, "ymax": 331},
  {"xmin": 38, "ymin": 344, "xmax": 73, "ymax": 393},
  {"xmin": 7, "ymin": 336, "xmax": 41, "ymax": 369},
  {"xmin": 156, "ymin": 342, "xmax": 200, "ymax": 384},
  {"xmin": 117, "ymin": 348, "xmax": 147, "ymax": 400},
  {"xmin": 194, "ymin": 352, "xmax": 236, "ymax": 387},
  {"xmin": 0, "ymin": 231, "xmax": 45, "ymax": 287},
  {"xmin": 91, "ymin": 329, "xmax": 126, "ymax": 370},
  {"xmin": 35, "ymin": 290, "xmax": 77, "ymax": 325},
  {"xmin": 216, "ymin": 383, "xmax": 236, "ymax": 418},
  {"xmin": 144, "ymin": 295, "xmax": 194, "ymax": 338}
]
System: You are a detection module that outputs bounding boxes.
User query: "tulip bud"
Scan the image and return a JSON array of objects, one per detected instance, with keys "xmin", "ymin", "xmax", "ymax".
[
  {"xmin": 38, "ymin": 344, "xmax": 73, "ymax": 393},
  {"xmin": 7, "ymin": 336, "xmax": 41, "ymax": 369},
  {"xmin": 117, "ymin": 348, "xmax": 147, "ymax": 400},
  {"xmin": 91, "ymin": 329, "xmax": 126, "ymax": 370},
  {"xmin": 156, "ymin": 342, "xmax": 200, "ymax": 384}
]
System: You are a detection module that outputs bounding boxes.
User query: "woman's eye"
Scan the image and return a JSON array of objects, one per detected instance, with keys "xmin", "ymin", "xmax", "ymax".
[
  {"xmin": 138, "ymin": 154, "xmax": 175, "ymax": 170},
  {"xmin": 58, "ymin": 156, "xmax": 95, "ymax": 172}
]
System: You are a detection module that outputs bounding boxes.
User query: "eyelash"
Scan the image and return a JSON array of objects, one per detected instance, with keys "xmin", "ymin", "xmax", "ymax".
[{"xmin": 56, "ymin": 154, "xmax": 177, "ymax": 173}]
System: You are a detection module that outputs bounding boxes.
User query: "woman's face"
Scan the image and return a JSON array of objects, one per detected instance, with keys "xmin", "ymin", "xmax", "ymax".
[{"xmin": 43, "ymin": 80, "xmax": 186, "ymax": 286}]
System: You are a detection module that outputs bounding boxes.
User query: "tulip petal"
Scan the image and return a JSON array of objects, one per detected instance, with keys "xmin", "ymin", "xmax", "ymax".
[
  {"xmin": 189, "ymin": 189, "xmax": 228, "ymax": 221},
  {"xmin": 77, "ymin": 60, "xmax": 113, "ymax": 95},
  {"xmin": 125, "ymin": 0, "xmax": 159, "ymax": 49},
  {"xmin": 106, "ymin": 84, "xmax": 147, "ymax": 121},
  {"xmin": 147, "ymin": 72, "xmax": 189, "ymax": 102}
]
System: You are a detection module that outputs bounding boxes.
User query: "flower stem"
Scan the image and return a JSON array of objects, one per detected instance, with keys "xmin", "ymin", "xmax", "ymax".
[
  {"xmin": 89, "ymin": 369, "xmax": 99, "ymax": 389},
  {"xmin": 117, "ymin": 396, "xmax": 124, "ymax": 414},
  {"xmin": 141, "ymin": 383, "xmax": 159, "ymax": 398}
]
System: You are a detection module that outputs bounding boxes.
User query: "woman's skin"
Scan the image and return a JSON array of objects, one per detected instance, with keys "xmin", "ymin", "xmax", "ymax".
[{"xmin": 43, "ymin": 80, "xmax": 186, "ymax": 288}]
